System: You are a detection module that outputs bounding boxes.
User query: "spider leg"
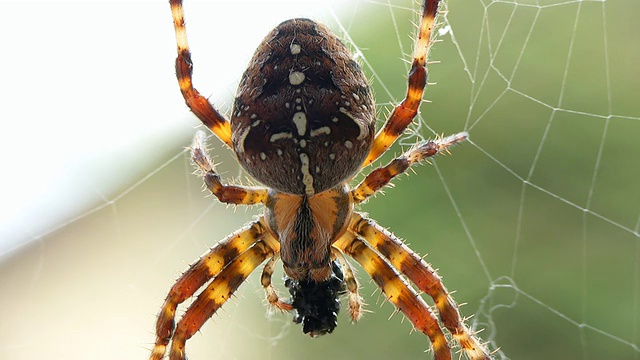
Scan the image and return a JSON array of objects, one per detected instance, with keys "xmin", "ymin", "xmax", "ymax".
[
  {"xmin": 150, "ymin": 219, "xmax": 269, "ymax": 360},
  {"xmin": 169, "ymin": 236, "xmax": 279, "ymax": 360},
  {"xmin": 170, "ymin": 0, "xmax": 233, "ymax": 147},
  {"xmin": 191, "ymin": 131, "xmax": 268, "ymax": 205},
  {"xmin": 349, "ymin": 214, "xmax": 491, "ymax": 360},
  {"xmin": 353, "ymin": 132, "xmax": 467, "ymax": 204},
  {"xmin": 363, "ymin": 0, "xmax": 441, "ymax": 166},
  {"xmin": 334, "ymin": 232, "xmax": 451, "ymax": 360},
  {"xmin": 331, "ymin": 246, "xmax": 364, "ymax": 322},
  {"xmin": 260, "ymin": 251, "xmax": 294, "ymax": 311}
]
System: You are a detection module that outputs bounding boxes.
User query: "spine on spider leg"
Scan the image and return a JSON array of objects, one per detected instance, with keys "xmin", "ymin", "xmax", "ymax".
[
  {"xmin": 405, "ymin": 0, "xmax": 441, "ymax": 109},
  {"xmin": 406, "ymin": 132, "xmax": 468, "ymax": 163},
  {"xmin": 169, "ymin": 240, "xmax": 277, "ymax": 360},
  {"xmin": 353, "ymin": 131, "xmax": 467, "ymax": 204},
  {"xmin": 190, "ymin": 131, "xmax": 268, "ymax": 205},
  {"xmin": 364, "ymin": 0, "xmax": 442, "ymax": 166},
  {"xmin": 418, "ymin": 0, "xmax": 441, "ymax": 57},
  {"xmin": 353, "ymin": 158, "xmax": 411, "ymax": 202},
  {"xmin": 335, "ymin": 234, "xmax": 452, "ymax": 360},
  {"xmin": 169, "ymin": 0, "xmax": 233, "ymax": 147},
  {"xmin": 351, "ymin": 215, "xmax": 492, "ymax": 360},
  {"xmin": 149, "ymin": 221, "xmax": 266, "ymax": 360}
]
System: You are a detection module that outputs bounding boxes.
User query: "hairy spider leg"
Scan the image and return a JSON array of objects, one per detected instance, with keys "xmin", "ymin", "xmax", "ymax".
[
  {"xmin": 191, "ymin": 131, "xmax": 268, "ymax": 205},
  {"xmin": 363, "ymin": 0, "xmax": 441, "ymax": 166},
  {"xmin": 334, "ymin": 233, "xmax": 452, "ymax": 360},
  {"xmin": 169, "ymin": 237, "xmax": 279, "ymax": 360},
  {"xmin": 170, "ymin": 0, "xmax": 233, "ymax": 147},
  {"xmin": 150, "ymin": 220, "xmax": 268, "ymax": 360},
  {"xmin": 353, "ymin": 132, "xmax": 468, "ymax": 204},
  {"xmin": 260, "ymin": 252, "xmax": 294, "ymax": 311},
  {"xmin": 331, "ymin": 247, "xmax": 364, "ymax": 322},
  {"xmin": 350, "ymin": 214, "xmax": 491, "ymax": 360}
]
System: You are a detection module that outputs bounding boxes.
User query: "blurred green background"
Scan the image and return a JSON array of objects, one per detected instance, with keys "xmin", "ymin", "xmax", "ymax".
[{"xmin": 1, "ymin": 1, "xmax": 638, "ymax": 359}]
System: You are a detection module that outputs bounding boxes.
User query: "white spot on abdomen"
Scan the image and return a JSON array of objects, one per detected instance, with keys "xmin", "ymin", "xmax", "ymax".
[
  {"xmin": 270, "ymin": 132, "xmax": 293, "ymax": 142},
  {"xmin": 289, "ymin": 71, "xmax": 305, "ymax": 85},
  {"xmin": 235, "ymin": 126, "xmax": 251, "ymax": 153},
  {"xmin": 290, "ymin": 43, "xmax": 301, "ymax": 55},
  {"xmin": 299, "ymin": 153, "xmax": 314, "ymax": 195},
  {"xmin": 310, "ymin": 126, "xmax": 331, "ymax": 137},
  {"xmin": 292, "ymin": 112, "xmax": 307, "ymax": 136}
]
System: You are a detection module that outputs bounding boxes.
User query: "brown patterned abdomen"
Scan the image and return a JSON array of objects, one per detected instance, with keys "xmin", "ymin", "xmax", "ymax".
[{"xmin": 231, "ymin": 18, "xmax": 375, "ymax": 195}]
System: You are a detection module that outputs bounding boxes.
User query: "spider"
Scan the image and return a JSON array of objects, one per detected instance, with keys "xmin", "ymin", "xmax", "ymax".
[{"xmin": 150, "ymin": 0, "xmax": 492, "ymax": 359}]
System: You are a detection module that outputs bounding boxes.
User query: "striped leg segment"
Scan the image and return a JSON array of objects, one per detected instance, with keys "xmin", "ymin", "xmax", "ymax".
[
  {"xmin": 260, "ymin": 252, "xmax": 294, "ymax": 311},
  {"xmin": 149, "ymin": 220, "xmax": 267, "ymax": 360},
  {"xmin": 334, "ymin": 233, "xmax": 451, "ymax": 360},
  {"xmin": 332, "ymin": 247, "xmax": 363, "ymax": 322},
  {"xmin": 350, "ymin": 214, "xmax": 491, "ymax": 360},
  {"xmin": 170, "ymin": 0, "xmax": 233, "ymax": 147},
  {"xmin": 353, "ymin": 132, "xmax": 468, "ymax": 204},
  {"xmin": 191, "ymin": 131, "xmax": 268, "ymax": 205},
  {"xmin": 169, "ymin": 240, "xmax": 275, "ymax": 360},
  {"xmin": 169, "ymin": 238, "xmax": 278, "ymax": 360},
  {"xmin": 363, "ymin": 0, "xmax": 441, "ymax": 166}
]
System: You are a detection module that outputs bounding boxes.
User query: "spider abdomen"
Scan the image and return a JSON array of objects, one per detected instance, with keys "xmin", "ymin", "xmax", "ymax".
[{"xmin": 231, "ymin": 18, "xmax": 375, "ymax": 196}]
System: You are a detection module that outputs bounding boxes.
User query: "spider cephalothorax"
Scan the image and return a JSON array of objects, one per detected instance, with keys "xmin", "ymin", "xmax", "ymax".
[{"xmin": 151, "ymin": 1, "xmax": 493, "ymax": 359}]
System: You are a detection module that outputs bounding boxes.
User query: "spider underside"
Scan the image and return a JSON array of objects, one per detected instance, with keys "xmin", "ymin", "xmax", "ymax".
[{"xmin": 151, "ymin": 0, "xmax": 492, "ymax": 359}]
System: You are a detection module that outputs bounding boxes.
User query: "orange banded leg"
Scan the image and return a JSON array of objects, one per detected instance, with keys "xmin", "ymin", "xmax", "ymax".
[
  {"xmin": 350, "ymin": 214, "xmax": 491, "ymax": 360},
  {"xmin": 191, "ymin": 131, "xmax": 268, "ymax": 205},
  {"xmin": 331, "ymin": 247, "xmax": 363, "ymax": 322},
  {"xmin": 354, "ymin": 132, "xmax": 468, "ymax": 204},
  {"xmin": 170, "ymin": 0, "xmax": 232, "ymax": 147},
  {"xmin": 260, "ymin": 253, "xmax": 294, "ymax": 311},
  {"xmin": 364, "ymin": 0, "xmax": 441, "ymax": 166},
  {"xmin": 169, "ymin": 239, "xmax": 278, "ymax": 360},
  {"xmin": 334, "ymin": 233, "xmax": 451, "ymax": 360},
  {"xmin": 149, "ymin": 220, "xmax": 267, "ymax": 360}
]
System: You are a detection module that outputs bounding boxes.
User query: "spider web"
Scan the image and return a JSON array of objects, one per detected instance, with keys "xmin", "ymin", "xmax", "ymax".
[{"xmin": 0, "ymin": 0, "xmax": 638, "ymax": 359}]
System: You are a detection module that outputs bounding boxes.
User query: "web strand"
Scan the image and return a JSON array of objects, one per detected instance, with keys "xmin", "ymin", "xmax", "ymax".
[{"xmin": 3, "ymin": 1, "xmax": 639, "ymax": 359}]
